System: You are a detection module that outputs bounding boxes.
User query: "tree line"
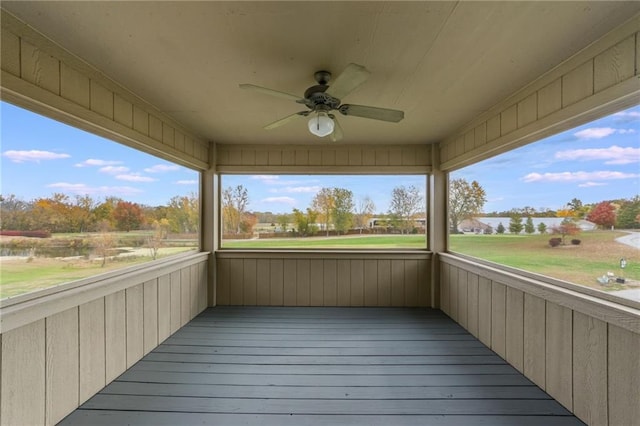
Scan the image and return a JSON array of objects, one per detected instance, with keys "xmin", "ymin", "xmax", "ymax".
[
  {"xmin": 222, "ymin": 184, "xmax": 425, "ymax": 236},
  {"xmin": 0, "ymin": 192, "xmax": 199, "ymax": 234}
]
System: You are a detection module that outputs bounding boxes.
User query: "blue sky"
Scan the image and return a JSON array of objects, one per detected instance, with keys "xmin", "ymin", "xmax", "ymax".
[{"xmin": 1, "ymin": 101, "xmax": 638, "ymax": 213}]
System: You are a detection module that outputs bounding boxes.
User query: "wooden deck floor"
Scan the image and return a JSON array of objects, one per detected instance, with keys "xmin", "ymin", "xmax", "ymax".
[{"xmin": 60, "ymin": 307, "xmax": 585, "ymax": 425}]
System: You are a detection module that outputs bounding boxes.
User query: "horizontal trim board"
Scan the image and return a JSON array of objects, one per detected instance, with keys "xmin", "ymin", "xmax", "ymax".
[
  {"xmin": 216, "ymin": 165, "xmax": 433, "ymax": 174},
  {"xmin": 216, "ymin": 250, "xmax": 431, "ymax": 260}
]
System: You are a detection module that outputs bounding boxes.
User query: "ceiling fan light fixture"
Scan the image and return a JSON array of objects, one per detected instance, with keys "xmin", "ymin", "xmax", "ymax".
[{"xmin": 308, "ymin": 111, "xmax": 334, "ymax": 137}]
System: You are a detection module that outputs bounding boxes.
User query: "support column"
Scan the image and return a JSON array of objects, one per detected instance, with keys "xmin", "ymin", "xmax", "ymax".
[{"xmin": 429, "ymin": 143, "xmax": 447, "ymax": 308}]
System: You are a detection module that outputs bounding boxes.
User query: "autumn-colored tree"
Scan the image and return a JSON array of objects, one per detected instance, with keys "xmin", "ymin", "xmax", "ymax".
[
  {"xmin": 354, "ymin": 196, "xmax": 376, "ymax": 234},
  {"xmin": 222, "ymin": 185, "xmax": 248, "ymax": 234},
  {"xmin": 616, "ymin": 196, "xmax": 640, "ymax": 229},
  {"xmin": 311, "ymin": 188, "xmax": 335, "ymax": 236},
  {"xmin": 147, "ymin": 218, "xmax": 170, "ymax": 260},
  {"xmin": 166, "ymin": 193, "xmax": 199, "ymax": 234},
  {"xmin": 449, "ymin": 178, "xmax": 486, "ymax": 234},
  {"xmin": 113, "ymin": 201, "xmax": 144, "ymax": 232},
  {"xmin": 93, "ymin": 197, "xmax": 121, "ymax": 230},
  {"xmin": 551, "ymin": 219, "xmax": 580, "ymax": 244},
  {"xmin": 239, "ymin": 212, "xmax": 258, "ymax": 234},
  {"xmin": 0, "ymin": 194, "xmax": 32, "ymax": 231},
  {"xmin": 586, "ymin": 201, "xmax": 616, "ymax": 229},
  {"xmin": 332, "ymin": 188, "xmax": 354, "ymax": 235},
  {"xmin": 93, "ymin": 220, "xmax": 115, "ymax": 267},
  {"xmin": 389, "ymin": 185, "xmax": 424, "ymax": 234},
  {"xmin": 292, "ymin": 208, "xmax": 318, "ymax": 236}
]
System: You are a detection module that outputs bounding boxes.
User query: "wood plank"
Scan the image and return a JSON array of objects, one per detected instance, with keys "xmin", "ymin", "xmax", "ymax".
[
  {"xmin": 46, "ymin": 307, "xmax": 79, "ymax": 425},
  {"xmin": 457, "ymin": 269, "xmax": 468, "ymax": 328},
  {"xmin": 545, "ymin": 302, "xmax": 573, "ymax": 411},
  {"xmin": 537, "ymin": 78, "xmax": 562, "ymax": 118},
  {"xmin": 562, "ymin": 60, "xmax": 594, "ymax": 107},
  {"xmin": 79, "ymin": 298, "xmax": 106, "ymax": 404},
  {"xmin": 491, "ymin": 282, "xmax": 506, "ymax": 358},
  {"xmin": 270, "ymin": 259, "xmax": 284, "ymax": 305},
  {"xmin": 390, "ymin": 259, "xmax": 405, "ymax": 307},
  {"xmin": 309, "ymin": 259, "xmax": 324, "ymax": 306},
  {"xmin": 21, "ymin": 40, "xmax": 60, "ymax": 94},
  {"xmin": 157, "ymin": 274, "xmax": 171, "ymax": 342},
  {"xmin": 1, "ymin": 28, "xmax": 20, "ymax": 76},
  {"xmin": 449, "ymin": 265, "xmax": 459, "ymax": 321},
  {"xmin": 126, "ymin": 284, "xmax": 144, "ymax": 368},
  {"xmin": 190, "ymin": 264, "xmax": 199, "ymax": 317},
  {"xmin": 283, "ymin": 259, "xmax": 297, "ymax": 305},
  {"xmin": 466, "ymin": 272, "xmax": 479, "ymax": 337},
  {"xmin": 256, "ymin": 259, "xmax": 271, "ymax": 305},
  {"xmin": 143, "ymin": 279, "xmax": 159, "ymax": 355},
  {"xmin": 181, "ymin": 267, "xmax": 191, "ymax": 322},
  {"xmin": 60, "ymin": 63, "xmax": 90, "ymax": 108},
  {"xmin": 505, "ymin": 287, "xmax": 524, "ymax": 373},
  {"xmin": 336, "ymin": 259, "xmax": 351, "ymax": 306},
  {"xmin": 296, "ymin": 259, "xmax": 311, "ymax": 306},
  {"xmin": 350, "ymin": 259, "xmax": 364, "ymax": 306},
  {"xmin": 594, "ymin": 35, "xmax": 635, "ymax": 92},
  {"xmin": 243, "ymin": 258, "xmax": 258, "ymax": 305},
  {"xmin": 105, "ymin": 290, "xmax": 126, "ymax": 383},
  {"xmin": 113, "ymin": 94, "xmax": 133, "ymax": 127},
  {"xmin": 440, "ymin": 263, "xmax": 450, "ymax": 315},
  {"xmin": 417, "ymin": 258, "xmax": 429, "ymax": 307},
  {"xmin": 404, "ymin": 260, "xmax": 418, "ymax": 307},
  {"xmin": 377, "ymin": 259, "xmax": 391, "ymax": 306},
  {"xmin": 608, "ymin": 323, "xmax": 640, "ymax": 426},
  {"xmin": 523, "ymin": 293, "xmax": 546, "ymax": 389},
  {"xmin": 1, "ymin": 319, "xmax": 45, "ymax": 426},
  {"xmin": 572, "ymin": 311, "xmax": 607, "ymax": 426},
  {"xmin": 500, "ymin": 104, "xmax": 517, "ymax": 135},
  {"xmin": 169, "ymin": 270, "xmax": 182, "ymax": 333},
  {"xmin": 364, "ymin": 259, "xmax": 378, "ymax": 306},
  {"xmin": 89, "ymin": 80, "xmax": 114, "ymax": 119},
  {"xmin": 198, "ymin": 257, "xmax": 208, "ymax": 312},
  {"xmin": 229, "ymin": 259, "xmax": 245, "ymax": 305}
]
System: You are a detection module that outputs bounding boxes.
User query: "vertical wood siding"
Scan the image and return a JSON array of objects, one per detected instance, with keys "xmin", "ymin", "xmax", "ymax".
[
  {"xmin": 216, "ymin": 253, "xmax": 431, "ymax": 307},
  {"xmin": 440, "ymin": 257, "xmax": 640, "ymax": 426},
  {"xmin": 0, "ymin": 256, "xmax": 208, "ymax": 426}
]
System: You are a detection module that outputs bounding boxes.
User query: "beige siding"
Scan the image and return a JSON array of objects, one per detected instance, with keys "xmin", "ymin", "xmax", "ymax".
[
  {"xmin": 216, "ymin": 253, "xmax": 431, "ymax": 307},
  {"xmin": 439, "ymin": 24, "xmax": 640, "ymax": 170},
  {"xmin": 440, "ymin": 254, "xmax": 640, "ymax": 426},
  {"xmin": 0, "ymin": 255, "xmax": 208, "ymax": 426}
]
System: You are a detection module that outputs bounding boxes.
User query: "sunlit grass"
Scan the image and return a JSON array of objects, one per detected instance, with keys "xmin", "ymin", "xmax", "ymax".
[{"xmin": 222, "ymin": 234, "xmax": 427, "ymax": 249}]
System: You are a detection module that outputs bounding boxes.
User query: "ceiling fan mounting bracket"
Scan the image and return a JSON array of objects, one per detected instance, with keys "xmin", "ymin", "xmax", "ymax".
[{"xmin": 314, "ymin": 70, "xmax": 331, "ymax": 85}]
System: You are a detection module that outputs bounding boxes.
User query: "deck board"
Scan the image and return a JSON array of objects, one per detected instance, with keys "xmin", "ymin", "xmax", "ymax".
[{"xmin": 60, "ymin": 307, "xmax": 584, "ymax": 425}]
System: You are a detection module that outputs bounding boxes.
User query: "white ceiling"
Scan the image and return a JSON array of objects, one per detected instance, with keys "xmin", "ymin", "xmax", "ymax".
[{"xmin": 3, "ymin": 1, "xmax": 640, "ymax": 145}]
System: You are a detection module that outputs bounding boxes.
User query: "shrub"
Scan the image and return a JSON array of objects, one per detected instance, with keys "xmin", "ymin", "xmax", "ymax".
[
  {"xmin": 549, "ymin": 237, "xmax": 562, "ymax": 247},
  {"xmin": 571, "ymin": 239, "xmax": 581, "ymax": 245}
]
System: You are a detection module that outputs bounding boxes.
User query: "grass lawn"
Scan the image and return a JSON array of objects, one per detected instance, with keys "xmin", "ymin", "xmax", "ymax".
[{"xmin": 222, "ymin": 234, "xmax": 427, "ymax": 249}]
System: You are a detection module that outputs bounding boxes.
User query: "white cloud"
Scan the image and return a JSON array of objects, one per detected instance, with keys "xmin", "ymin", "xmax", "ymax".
[
  {"xmin": 272, "ymin": 185, "xmax": 322, "ymax": 194},
  {"xmin": 3, "ymin": 150, "xmax": 70, "ymax": 163},
  {"xmin": 99, "ymin": 166, "xmax": 130, "ymax": 174},
  {"xmin": 555, "ymin": 145, "xmax": 640, "ymax": 165},
  {"xmin": 614, "ymin": 111, "xmax": 640, "ymax": 118},
  {"xmin": 578, "ymin": 182, "xmax": 607, "ymax": 188},
  {"xmin": 144, "ymin": 164, "xmax": 180, "ymax": 173},
  {"xmin": 522, "ymin": 170, "xmax": 639, "ymax": 183},
  {"xmin": 75, "ymin": 159, "xmax": 122, "ymax": 167},
  {"xmin": 251, "ymin": 175, "xmax": 280, "ymax": 184},
  {"xmin": 115, "ymin": 174, "xmax": 156, "ymax": 182},
  {"xmin": 573, "ymin": 127, "xmax": 616, "ymax": 139},
  {"xmin": 261, "ymin": 196, "xmax": 296, "ymax": 206},
  {"xmin": 175, "ymin": 180, "xmax": 198, "ymax": 185},
  {"xmin": 47, "ymin": 182, "xmax": 142, "ymax": 196}
]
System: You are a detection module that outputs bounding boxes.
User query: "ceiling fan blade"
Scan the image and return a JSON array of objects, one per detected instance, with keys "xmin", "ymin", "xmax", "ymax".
[
  {"xmin": 325, "ymin": 63, "xmax": 371, "ymax": 100},
  {"xmin": 338, "ymin": 104, "xmax": 404, "ymax": 123},
  {"xmin": 264, "ymin": 111, "xmax": 308, "ymax": 130},
  {"xmin": 239, "ymin": 84, "xmax": 303, "ymax": 102},
  {"xmin": 330, "ymin": 116, "xmax": 343, "ymax": 142}
]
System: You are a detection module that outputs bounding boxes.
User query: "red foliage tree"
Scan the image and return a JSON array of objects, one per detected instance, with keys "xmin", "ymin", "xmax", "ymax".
[
  {"xmin": 586, "ymin": 201, "xmax": 616, "ymax": 229},
  {"xmin": 550, "ymin": 220, "xmax": 580, "ymax": 244},
  {"xmin": 112, "ymin": 201, "xmax": 144, "ymax": 232}
]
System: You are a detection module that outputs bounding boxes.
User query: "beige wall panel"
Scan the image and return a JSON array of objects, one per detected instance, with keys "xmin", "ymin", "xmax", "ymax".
[
  {"xmin": 198, "ymin": 261, "xmax": 208, "ymax": 312},
  {"xmin": 500, "ymin": 104, "xmax": 517, "ymax": 136},
  {"xmin": 466, "ymin": 272, "xmax": 479, "ymax": 337},
  {"xmin": 417, "ymin": 259, "xmax": 429, "ymax": 307},
  {"xmin": 21, "ymin": 40, "xmax": 60, "ymax": 95},
  {"xmin": 335, "ymin": 148, "xmax": 350, "ymax": 166},
  {"xmin": 364, "ymin": 259, "xmax": 379, "ymax": 306},
  {"xmin": 464, "ymin": 130, "xmax": 474, "ymax": 153},
  {"xmin": 362, "ymin": 149, "xmax": 376, "ymax": 166},
  {"xmin": 390, "ymin": 259, "xmax": 405, "ymax": 307},
  {"xmin": 486, "ymin": 115, "xmax": 501, "ymax": 141},
  {"xmin": 90, "ymin": 80, "xmax": 114, "ymax": 119},
  {"xmin": 401, "ymin": 146, "xmax": 416, "ymax": 166},
  {"xmin": 126, "ymin": 284, "xmax": 144, "ymax": 368},
  {"xmin": 190, "ymin": 264, "xmax": 199, "ymax": 316},
  {"xmin": 404, "ymin": 260, "xmax": 418, "ymax": 307},
  {"xmin": 608, "ymin": 324, "xmax": 640, "ymax": 426},
  {"xmin": 415, "ymin": 146, "xmax": 430, "ymax": 166},
  {"xmin": 60, "ymin": 64, "xmax": 90, "ymax": 109},
  {"xmin": 477, "ymin": 277, "xmax": 491, "ymax": 346},
  {"xmin": 281, "ymin": 149, "xmax": 296, "ymax": 166},
  {"xmin": 337, "ymin": 259, "xmax": 351, "ymax": 306},
  {"xmin": 270, "ymin": 259, "xmax": 284, "ymax": 305},
  {"xmin": 79, "ymin": 298, "xmax": 106, "ymax": 404},
  {"xmin": 349, "ymin": 148, "xmax": 362, "ymax": 166},
  {"xmin": 389, "ymin": 148, "xmax": 403, "ymax": 166},
  {"xmin": 309, "ymin": 259, "xmax": 324, "ymax": 306},
  {"xmin": 594, "ymin": 35, "xmax": 635, "ymax": 92},
  {"xmin": 377, "ymin": 259, "xmax": 391, "ymax": 306},
  {"xmin": 157, "ymin": 274, "xmax": 171, "ymax": 342},
  {"xmin": 268, "ymin": 149, "xmax": 282, "ymax": 166},
  {"xmin": 216, "ymin": 147, "xmax": 230, "ymax": 165},
  {"xmin": 296, "ymin": 259, "xmax": 311, "ymax": 306},
  {"xmin": 505, "ymin": 287, "xmax": 524, "ymax": 373},
  {"xmin": 46, "ymin": 308, "xmax": 79, "ymax": 425},
  {"xmin": 321, "ymin": 149, "xmax": 336, "ymax": 165},
  {"xmin": 295, "ymin": 149, "xmax": 309, "ymax": 165},
  {"xmin": 562, "ymin": 61, "xmax": 594, "ymax": 107},
  {"xmin": 449, "ymin": 265, "xmax": 459, "ymax": 321},
  {"xmin": 474, "ymin": 123, "xmax": 487, "ymax": 148},
  {"xmin": 256, "ymin": 259, "xmax": 271, "ymax": 305},
  {"xmin": 180, "ymin": 267, "xmax": 191, "ymax": 322},
  {"xmin": 1, "ymin": 28, "xmax": 20, "ymax": 76},
  {"xmin": 113, "ymin": 94, "xmax": 133, "ymax": 128},
  {"xmin": 375, "ymin": 148, "xmax": 389, "ymax": 166},
  {"xmin": 440, "ymin": 263, "xmax": 450, "ymax": 315},
  {"xmin": 637, "ymin": 31, "xmax": 640, "ymax": 79},
  {"xmin": 174, "ymin": 131, "xmax": 186, "ymax": 153},
  {"xmin": 545, "ymin": 302, "xmax": 573, "ymax": 410},
  {"xmin": 517, "ymin": 92, "xmax": 537, "ymax": 128},
  {"xmin": 143, "ymin": 279, "xmax": 159, "ymax": 355},
  {"xmin": 572, "ymin": 312, "xmax": 607, "ymax": 426},
  {"xmin": 162, "ymin": 122, "xmax": 175, "ymax": 147},
  {"xmin": 243, "ymin": 258, "xmax": 258, "ymax": 306},
  {"xmin": 149, "ymin": 114, "xmax": 163, "ymax": 141},
  {"xmin": 453, "ymin": 136, "xmax": 465, "ymax": 157},
  {"xmin": 170, "ymin": 270, "xmax": 182, "ymax": 333},
  {"xmin": 1, "ymin": 319, "xmax": 45, "ymax": 426},
  {"xmin": 184, "ymin": 137, "xmax": 195, "ymax": 157},
  {"xmin": 491, "ymin": 282, "xmax": 506, "ymax": 358},
  {"xmin": 308, "ymin": 149, "xmax": 322, "ymax": 166},
  {"xmin": 229, "ymin": 259, "xmax": 244, "ymax": 305},
  {"xmin": 537, "ymin": 78, "xmax": 562, "ymax": 118},
  {"xmin": 350, "ymin": 259, "xmax": 365, "ymax": 306},
  {"xmin": 323, "ymin": 259, "xmax": 338, "ymax": 306},
  {"xmin": 457, "ymin": 269, "xmax": 468, "ymax": 328},
  {"xmin": 240, "ymin": 149, "xmax": 255, "ymax": 165},
  {"xmin": 217, "ymin": 258, "xmax": 230, "ymax": 305},
  {"xmin": 105, "ymin": 290, "xmax": 126, "ymax": 383},
  {"xmin": 132, "ymin": 105, "xmax": 149, "ymax": 136},
  {"xmin": 523, "ymin": 293, "xmax": 546, "ymax": 389},
  {"xmin": 283, "ymin": 259, "xmax": 297, "ymax": 305}
]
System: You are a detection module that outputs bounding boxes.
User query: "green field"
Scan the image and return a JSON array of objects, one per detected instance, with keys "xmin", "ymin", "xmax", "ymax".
[{"xmin": 223, "ymin": 234, "xmax": 427, "ymax": 249}]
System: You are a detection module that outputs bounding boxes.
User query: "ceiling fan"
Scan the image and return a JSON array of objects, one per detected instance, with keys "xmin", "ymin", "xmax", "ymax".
[{"xmin": 240, "ymin": 63, "xmax": 404, "ymax": 141}]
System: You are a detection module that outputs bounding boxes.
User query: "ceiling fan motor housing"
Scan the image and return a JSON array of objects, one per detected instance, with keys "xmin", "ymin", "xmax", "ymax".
[{"xmin": 304, "ymin": 86, "xmax": 341, "ymax": 111}]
